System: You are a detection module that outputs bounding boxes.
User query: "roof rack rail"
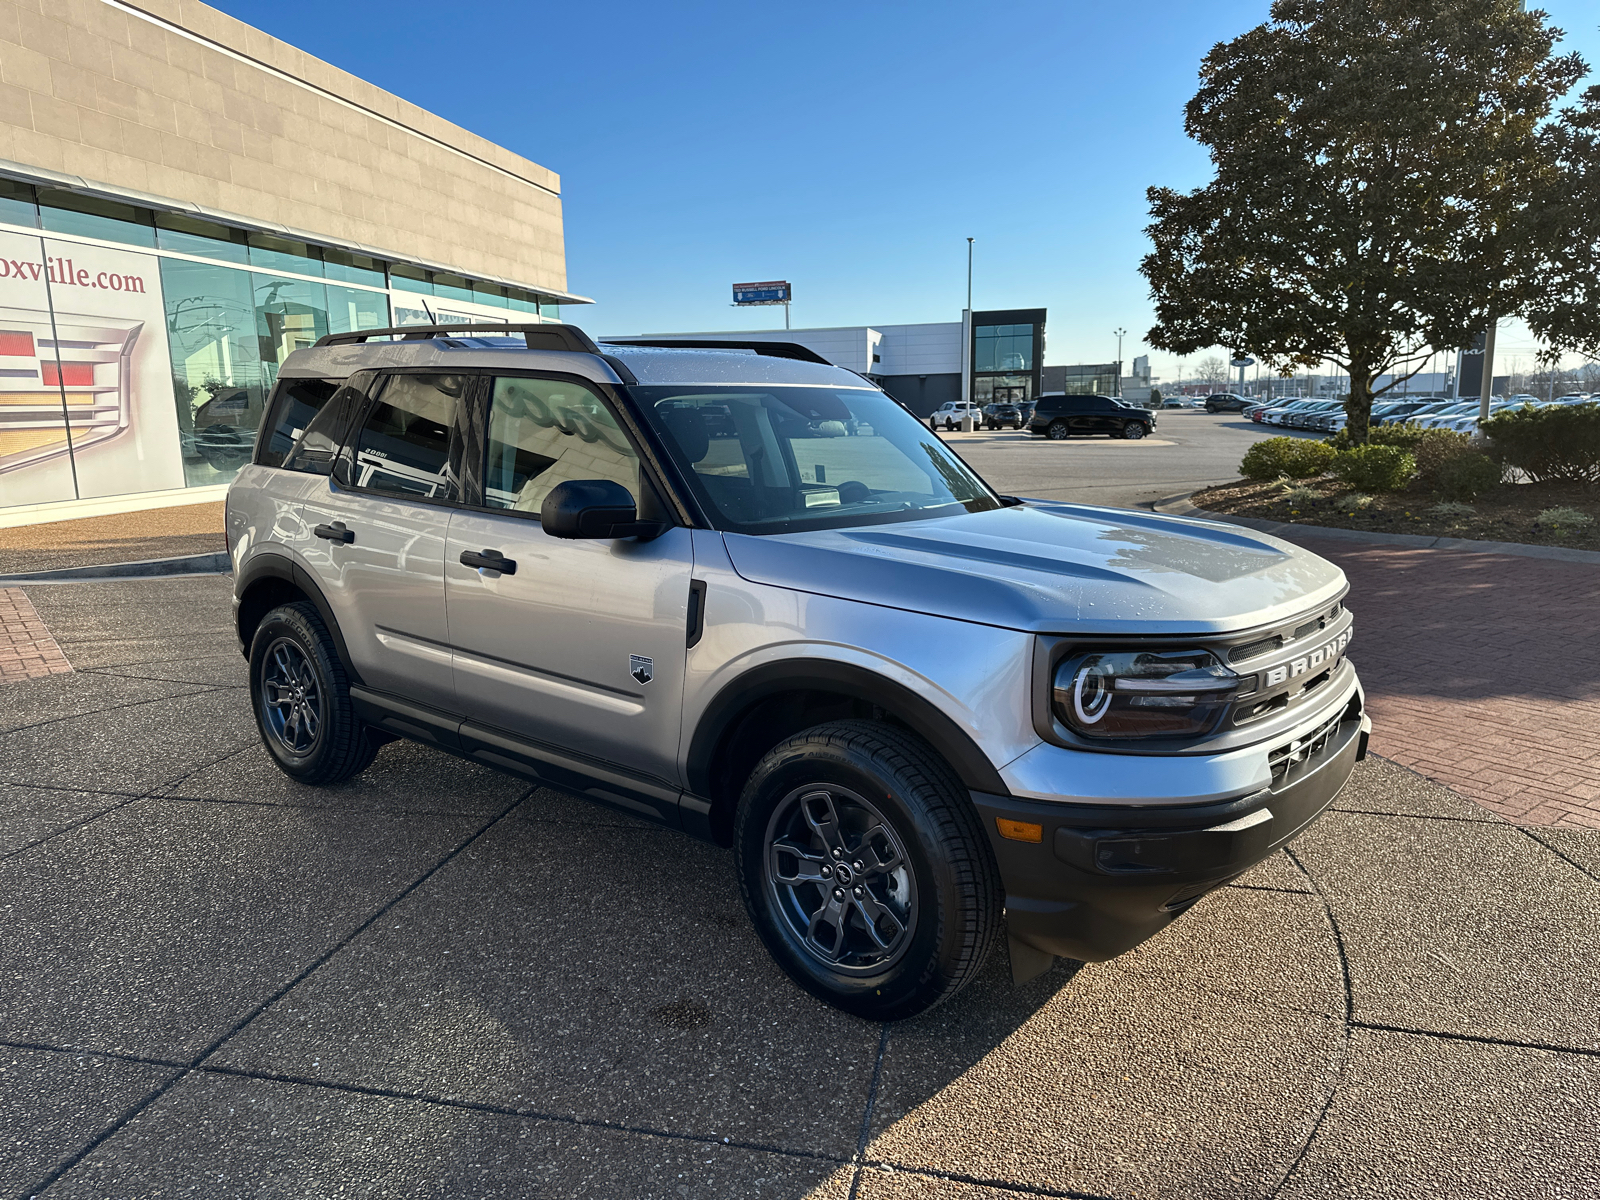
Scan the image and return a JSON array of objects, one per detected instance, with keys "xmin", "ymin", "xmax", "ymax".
[
  {"xmin": 313, "ymin": 323, "xmax": 603, "ymax": 354},
  {"xmin": 600, "ymin": 338, "xmax": 832, "ymax": 366}
]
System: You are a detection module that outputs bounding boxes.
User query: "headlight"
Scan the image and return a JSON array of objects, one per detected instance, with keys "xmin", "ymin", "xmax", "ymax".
[{"xmin": 1052, "ymin": 648, "xmax": 1244, "ymax": 740}]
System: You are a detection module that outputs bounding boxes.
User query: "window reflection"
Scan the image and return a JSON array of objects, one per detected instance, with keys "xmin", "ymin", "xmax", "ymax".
[{"xmin": 974, "ymin": 323, "xmax": 1034, "ymax": 373}]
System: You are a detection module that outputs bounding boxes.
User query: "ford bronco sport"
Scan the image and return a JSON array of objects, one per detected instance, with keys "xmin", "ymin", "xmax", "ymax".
[{"xmin": 228, "ymin": 323, "xmax": 1368, "ymax": 1019}]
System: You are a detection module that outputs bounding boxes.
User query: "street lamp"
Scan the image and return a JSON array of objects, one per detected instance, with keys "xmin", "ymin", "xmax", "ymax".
[
  {"xmin": 966, "ymin": 237, "xmax": 974, "ymax": 312},
  {"xmin": 1113, "ymin": 328, "xmax": 1126, "ymax": 398}
]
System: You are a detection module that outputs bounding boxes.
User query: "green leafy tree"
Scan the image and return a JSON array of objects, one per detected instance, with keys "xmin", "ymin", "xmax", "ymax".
[
  {"xmin": 1527, "ymin": 85, "xmax": 1600, "ymax": 360},
  {"xmin": 1140, "ymin": 0, "xmax": 1589, "ymax": 443}
]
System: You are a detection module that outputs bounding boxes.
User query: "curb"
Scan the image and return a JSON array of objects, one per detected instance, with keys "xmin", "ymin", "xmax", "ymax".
[
  {"xmin": 1150, "ymin": 494, "xmax": 1600, "ymax": 566},
  {"xmin": 0, "ymin": 551, "xmax": 232, "ymax": 583}
]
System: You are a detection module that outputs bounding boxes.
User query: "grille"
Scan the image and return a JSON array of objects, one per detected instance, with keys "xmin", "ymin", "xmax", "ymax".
[{"xmin": 1267, "ymin": 701, "xmax": 1355, "ymax": 788}]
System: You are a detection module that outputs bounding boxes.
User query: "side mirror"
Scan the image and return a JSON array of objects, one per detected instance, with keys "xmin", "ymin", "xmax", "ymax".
[{"xmin": 541, "ymin": 479, "xmax": 664, "ymax": 540}]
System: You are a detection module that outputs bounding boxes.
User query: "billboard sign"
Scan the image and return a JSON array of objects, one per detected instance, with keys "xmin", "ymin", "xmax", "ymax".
[
  {"xmin": 732, "ymin": 280, "xmax": 791, "ymax": 306},
  {"xmin": 0, "ymin": 232, "xmax": 182, "ymax": 506}
]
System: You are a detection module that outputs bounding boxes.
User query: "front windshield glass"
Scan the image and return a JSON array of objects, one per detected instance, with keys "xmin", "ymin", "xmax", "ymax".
[{"xmin": 630, "ymin": 384, "xmax": 1002, "ymax": 534}]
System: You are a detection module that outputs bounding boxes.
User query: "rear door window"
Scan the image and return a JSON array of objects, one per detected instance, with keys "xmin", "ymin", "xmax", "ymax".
[{"xmin": 346, "ymin": 373, "xmax": 468, "ymax": 501}]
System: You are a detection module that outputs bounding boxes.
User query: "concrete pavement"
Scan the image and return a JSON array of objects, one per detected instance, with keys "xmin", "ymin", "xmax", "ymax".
[{"xmin": 0, "ymin": 576, "xmax": 1595, "ymax": 1199}]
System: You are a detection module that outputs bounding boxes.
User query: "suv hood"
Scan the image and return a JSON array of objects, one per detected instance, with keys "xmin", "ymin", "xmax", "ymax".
[{"xmin": 722, "ymin": 501, "xmax": 1346, "ymax": 634}]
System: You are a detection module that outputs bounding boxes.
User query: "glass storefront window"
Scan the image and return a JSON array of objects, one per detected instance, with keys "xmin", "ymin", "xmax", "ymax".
[
  {"xmin": 160, "ymin": 257, "xmax": 265, "ymax": 487},
  {"xmin": 39, "ymin": 191, "xmax": 156, "ymax": 248},
  {"xmin": 431, "ymin": 273, "xmax": 475, "ymax": 304},
  {"xmin": 248, "ymin": 232, "xmax": 322, "ymax": 277},
  {"xmin": 389, "ymin": 264, "xmax": 432, "ymax": 294},
  {"xmin": 974, "ymin": 323, "xmax": 1034, "ymax": 373},
  {"xmin": 326, "ymin": 282, "xmax": 389, "ymax": 335},
  {"xmin": 974, "ymin": 375, "xmax": 1032, "ymax": 405},
  {"xmin": 540, "ymin": 302, "xmax": 561, "ymax": 320},
  {"xmin": 0, "ymin": 180, "xmax": 38, "ymax": 228},
  {"xmin": 155, "ymin": 213, "xmax": 249, "ymax": 264},
  {"xmin": 472, "ymin": 282, "xmax": 510, "ymax": 309},
  {"xmin": 506, "ymin": 290, "xmax": 541, "ymax": 315},
  {"xmin": 254, "ymin": 274, "xmax": 329, "ymax": 389},
  {"xmin": 324, "ymin": 248, "xmax": 386, "ymax": 288}
]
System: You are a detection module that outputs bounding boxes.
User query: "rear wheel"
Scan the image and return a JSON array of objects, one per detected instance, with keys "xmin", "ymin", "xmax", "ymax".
[
  {"xmin": 250, "ymin": 602, "xmax": 378, "ymax": 785},
  {"xmin": 735, "ymin": 721, "xmax": 1002, "ymax": 1020},
  {"xmin": 1047, "ymin": 420, "xmax": 1070, "ymax": 440}
]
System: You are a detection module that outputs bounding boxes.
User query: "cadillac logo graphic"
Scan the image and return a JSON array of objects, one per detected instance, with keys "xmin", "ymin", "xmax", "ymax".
[{"xmin": 0, "ymin": 306, "xmax": 142, "ymax": 475}]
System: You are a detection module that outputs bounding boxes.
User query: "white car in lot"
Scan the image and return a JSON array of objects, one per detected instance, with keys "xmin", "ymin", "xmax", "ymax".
[{"xmin": 929, "ymin": 401, "xmax": 985, "ymax": 431}]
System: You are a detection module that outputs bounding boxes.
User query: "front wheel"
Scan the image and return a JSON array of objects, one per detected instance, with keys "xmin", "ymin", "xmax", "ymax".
[
  {"xmin": 1123, "ymin": 422, "xmax": 1147, "ymax": 440},
  {"xmin": 250, "ymin": 602, "xmax": 378, "ymax": 785},
  {"xmin": 735, "ymin": 721, "xmax": 1002, "ymax": 1020}
]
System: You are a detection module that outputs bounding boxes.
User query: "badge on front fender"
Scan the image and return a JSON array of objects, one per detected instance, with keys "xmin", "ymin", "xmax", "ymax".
[{"xmin": 630, "ymin": 655, "xmax": 654, "ymax": 685}]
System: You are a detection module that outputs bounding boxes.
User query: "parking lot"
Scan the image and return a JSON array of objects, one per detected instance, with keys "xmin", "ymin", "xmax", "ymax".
[
  {"xmin": 946, "ymin": 409, "xmax": 1308, "ymax": 511},
  {"xmin": 4, "ymin": 418, "xmax": 1599, "ymax": 1197}
]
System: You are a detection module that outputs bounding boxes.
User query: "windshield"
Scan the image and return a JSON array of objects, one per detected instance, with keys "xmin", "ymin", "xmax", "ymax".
[{"xmin": 629, "ymin": 384, "xmax": 1002, "ymax": 534}]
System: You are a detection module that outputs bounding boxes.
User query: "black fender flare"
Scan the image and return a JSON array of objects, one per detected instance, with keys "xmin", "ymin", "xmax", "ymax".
[
  {"xmin": 685, "ymin": 658, "xmax": 1009, "ymax": 798},
  {"xmin": 234, "ymin": 551, "xmax": 363, "ymax": 685}
]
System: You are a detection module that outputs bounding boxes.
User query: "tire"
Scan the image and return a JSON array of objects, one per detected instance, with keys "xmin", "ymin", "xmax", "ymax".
[
  {"xmin": 929, "ymin": 419, "xmax": 939, "ymax": 432},
  {"xmin": 734, "ymin": 720, "xmax": 1002, "ymax": 1020},
  {"xmin": 1123, "ymin": 422, "xmax": 1146, "ymax": 440},
  {"xmin": 249, "ymin": 601, "xmax": 379, "ymax": 785},
  {"xmin": 1046, "ymin": 420, "xmax": 1070, "ymax": 440}
]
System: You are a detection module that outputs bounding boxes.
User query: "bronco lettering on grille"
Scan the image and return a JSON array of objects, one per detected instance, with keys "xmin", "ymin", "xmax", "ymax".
[{"xmin": 1262, "ymin": 628, "xmax": 1351, "ymax": 688}]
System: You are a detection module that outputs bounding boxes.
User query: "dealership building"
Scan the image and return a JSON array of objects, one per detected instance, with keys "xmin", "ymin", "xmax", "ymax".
[
  {"xmin": 0, "ymin": 0, "xmax": 583, "ymax": 514},
  {"xmin": 618, "ymin": 309, "xmax": 1135, "ymax": 418}
]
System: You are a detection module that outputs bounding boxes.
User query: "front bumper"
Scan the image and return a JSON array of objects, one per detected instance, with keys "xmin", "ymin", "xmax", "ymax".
[{"xmin": 975, "ymin": 698, "xmax": 1368, "ymax": 969}]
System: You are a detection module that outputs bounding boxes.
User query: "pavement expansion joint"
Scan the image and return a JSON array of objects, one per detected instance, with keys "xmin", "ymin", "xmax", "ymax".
[
  {"xmin": 1268, "ymin": 845, "xmax": 1357, "ymax": 1200},
  {"xmin": 1519, "ymin": 828, "xmax": 1600, "ymax": 884},
  {"xmin": 1328, "ymin": 804, "xmax": 1507, "ymax": 826},
  {"xmin": 859, "ymin": 1160, "xmax": 1118, "ymax": 1200},
  {"xmin": 846, "ymin": 1022, "xmax": 892, "ymax": 1200},
  {"xmin": 0, "ymin": 685, "xmax": 238, "ymax": 739},
  {"xmin": 1347, "ymin": 1022, "xmax": 1600, "ymax": 1059},
  {"xmin": 194, "ymin": 1063, "xmax": 853, "ymax": 1165}
]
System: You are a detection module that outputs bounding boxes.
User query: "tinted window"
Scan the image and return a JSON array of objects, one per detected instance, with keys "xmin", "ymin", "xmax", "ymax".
[
  {"xmin": 1035, "ymin": 398, "xmax": 1065, "ymax": 414},
  {"xmin": 258, "ymin": 378, "xmax": 340, "ymax": 468},
  {"xmin": 349, "ymin": 373, "xmax": 465, "ymax": 500},
  {"xmin": 282, "ymin": 374, "xmax": 371, "ymax": 475},
  {"xmin": 483, "ymin": 376, "xmax": 639, "ymax": 513}
]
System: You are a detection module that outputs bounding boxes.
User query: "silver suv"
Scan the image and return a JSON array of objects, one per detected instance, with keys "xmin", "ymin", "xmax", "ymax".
[{"xmin": 227, "ymin": 323, "xmax": 1369, "ymax": 1019}]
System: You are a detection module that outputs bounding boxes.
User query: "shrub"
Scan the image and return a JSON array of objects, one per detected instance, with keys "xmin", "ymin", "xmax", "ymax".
[
  {"xmin": 1241, "ymin": 436, "xmax": 1337, "ymax": 480},
  {"xmin": 1435, "ymin": 452, "xmax": 1504, "ymax": 501},
  {"xmin": 1535, "ymin": 506, "xmax": 1595, "ymax": 530},
  {"xmin": 1327, "ymin": 421, "xmax": 1427, "ymax": 452},
  {"xmin": 1336, "ymin": 493, "xmax": 1373, "ymax": 513},
  {"xmin": 1428, "ymin": 501, "xmax": 1476, "ymax": 519},
  {"xmin": 1481, "ymin": 402, "xmax": 1600, "ymax": 485},
  {"xmin": 1330, "ymin": 444, "xmax": 1415, "ymax": 491},
  {"xmin": 1283, "ymin": 485, "xmax": 1321, "ymax": 508},
  {"xmin": 1413, "ymin": 428, "xmax": 1474, "ymax": 486}
]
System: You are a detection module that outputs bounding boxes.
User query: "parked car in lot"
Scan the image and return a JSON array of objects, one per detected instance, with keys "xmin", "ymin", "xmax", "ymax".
[
  {"xmin": 1282, "ymin": 401, "xmax": 1343, "ymax": 429},
  {"xmin": 1029, "ymin": 394, "xmax": 1156, "ymax": 440},
  {"xmin": 930, "ymin": 400, "xmax": 985, "ymax": 430},
  {"xmin": 227, "ymin": 322, "xmax": 1365, "ymax": 1017},
  {"xmin": 1203, "ymin": 393, "xmax": 1254, "ymax": 413},
  {"xmin": 982, "ymin": 402, "xmax": 1025, "ymax": 430}
]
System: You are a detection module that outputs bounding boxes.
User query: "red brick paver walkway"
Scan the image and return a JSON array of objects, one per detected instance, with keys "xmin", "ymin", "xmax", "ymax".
[
  {"xmin": 0, "ymin": 587, "xmax": 72, "ymax": 683},
  {"xmin": 1280, "ymin": 535, "xmax": 1600, "ymax": 829}
]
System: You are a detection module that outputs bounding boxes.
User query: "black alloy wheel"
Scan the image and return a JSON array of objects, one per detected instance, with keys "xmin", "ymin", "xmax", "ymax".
[
  {"xmin": 1123, "ymin": 421, "xmax": 1147, "ymax": 440},
  {"xmin": 736, "ymin": 720, "xmax": 1002, "ymax": 1020},
  {"xmin": 249, "ymin": 602, "xmax": 379, "ymax": 785},
  {"xmin": 1047, "ymin": 420, "xmax": 1070, "ymax": 440}
]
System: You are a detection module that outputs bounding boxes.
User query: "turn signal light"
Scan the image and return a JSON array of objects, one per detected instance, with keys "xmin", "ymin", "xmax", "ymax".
[{"xmin": 996, "ymin": 818, "xmax": 1042, "ymax": 843}]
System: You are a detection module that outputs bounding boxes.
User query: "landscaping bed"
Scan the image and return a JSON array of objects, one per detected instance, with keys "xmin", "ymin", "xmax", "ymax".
[{"xmin": 1193, "ymin": 477, "xmax": 1600, "ymax": 550}]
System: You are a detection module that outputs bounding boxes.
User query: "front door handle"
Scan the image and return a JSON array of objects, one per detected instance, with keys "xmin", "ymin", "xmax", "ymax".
[
  {"xmin": 314, "ymin": 521, "xmax": 354, "ymax": 544},
  {"xmin": 460, "ymin": 548, "xmax": 517, "ymax": 575}
]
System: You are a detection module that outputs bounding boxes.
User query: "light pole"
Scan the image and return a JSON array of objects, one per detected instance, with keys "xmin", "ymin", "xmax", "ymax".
[
  {"xmin": 966, "ymin": 238, "xmax": 974, "ymax": 312},
  {"xmin": 1113, "ymin": 328, "xmax": 1126, "ymax": 398}
]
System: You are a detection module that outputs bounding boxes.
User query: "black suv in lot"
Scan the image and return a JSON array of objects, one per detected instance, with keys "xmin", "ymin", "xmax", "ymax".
[
  {"xmin": 1030, "ymin": 395, "xmax": 1155, "ymax": 440},
  {"xmin": 982, "ymin": 402, "xmax": 1025, "ymax": 430},
  {"xmin": 1204, "ymin": 393, "xmax": 1253, "ymax": 414}
]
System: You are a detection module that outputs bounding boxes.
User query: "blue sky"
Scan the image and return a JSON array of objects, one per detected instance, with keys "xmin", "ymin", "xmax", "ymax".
[{"xmin": 216, "ymin": 1, "xmax": 1599, "ymax": 377}]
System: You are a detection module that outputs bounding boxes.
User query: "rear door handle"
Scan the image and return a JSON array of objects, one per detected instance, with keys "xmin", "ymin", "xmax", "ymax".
[
  {"xmin": 314, "ymin": 521, "xmax": 354, "ymax": 543},
  {"xmin": 460, "ymin": 548, "xmax": 517, "ymax": 575}
]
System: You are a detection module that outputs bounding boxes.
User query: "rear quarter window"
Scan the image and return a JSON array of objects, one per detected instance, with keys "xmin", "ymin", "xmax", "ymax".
[{"xmin": 257, "ymin": 377, "xmax": 341, "ymax": 469}]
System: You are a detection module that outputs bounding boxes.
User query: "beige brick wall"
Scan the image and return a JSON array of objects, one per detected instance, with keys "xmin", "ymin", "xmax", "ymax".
[{"xmin": 0, "ymin": 0, "xmax": 568, "ymax": 294}]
